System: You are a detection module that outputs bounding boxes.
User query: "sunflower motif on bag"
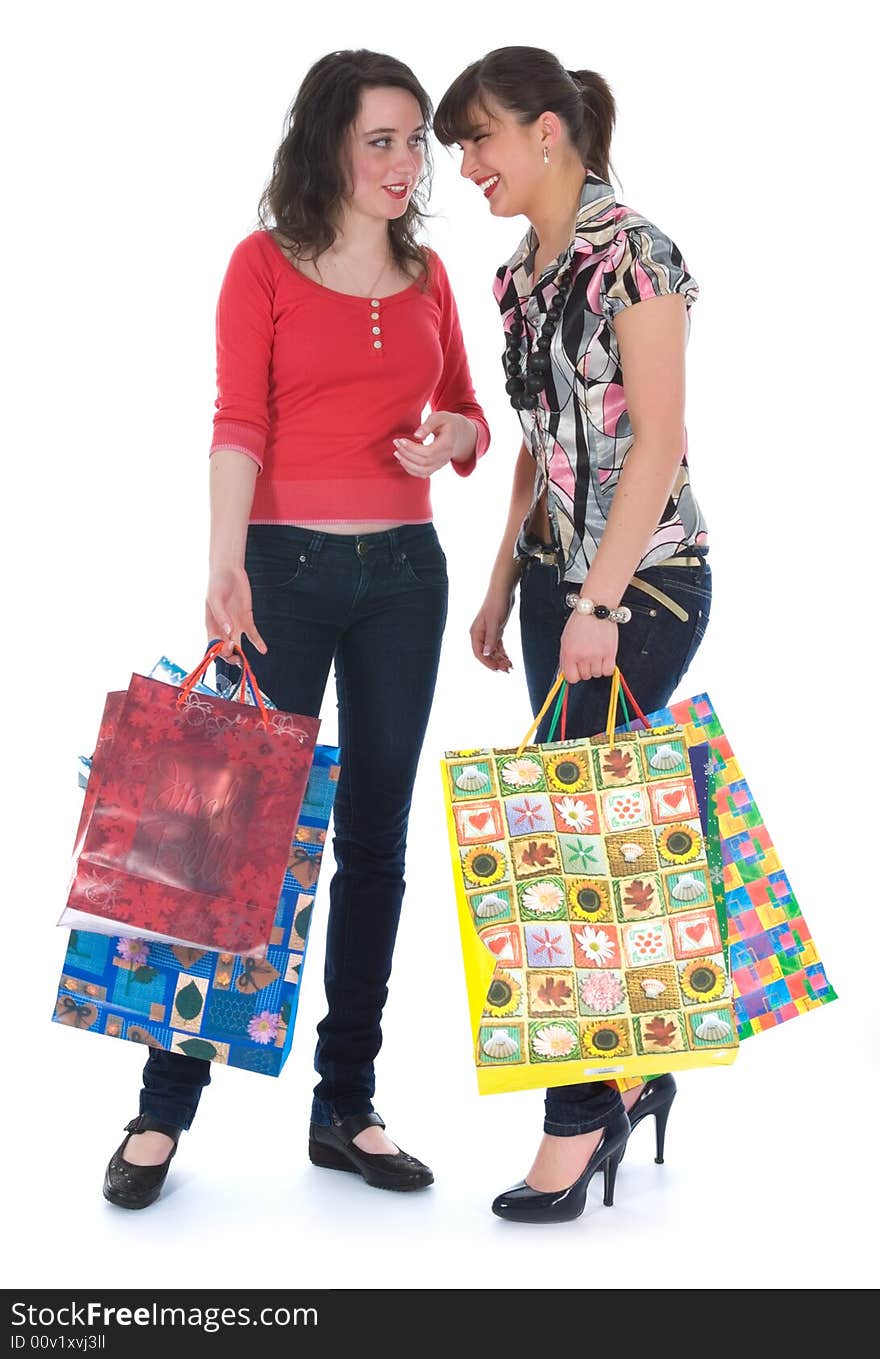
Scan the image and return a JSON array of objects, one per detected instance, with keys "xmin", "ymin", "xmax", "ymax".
[
  {"xmin": 462, "ymin": 845, "xmax": 506, "ymax": 887},
  {"xmin": 657, "ymin": 824, "xmax": 702, "ymax": 866},
  {"xmin": 544, "ymin": 751, "xmax": 591, "ymax": 793},
  {"xmin": 582, "ymin": 1019, "xmax": 629, "ymax": 1058},
  {"xmin": 484, "ymin": 970, "xmax": 522, "ymax": 1017},
  {"xmin": 680, "ymin": 959, "xmax": 726, "ymax": 1003},
  {"xmin": 567, "ymin": 879, "xmax": 612, "ymax": 922}
]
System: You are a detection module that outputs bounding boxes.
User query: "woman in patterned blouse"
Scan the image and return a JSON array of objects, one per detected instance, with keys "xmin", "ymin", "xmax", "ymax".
[{"xmin": 436, "ymin": 47, "xmax": 712, "ymax": 1223}]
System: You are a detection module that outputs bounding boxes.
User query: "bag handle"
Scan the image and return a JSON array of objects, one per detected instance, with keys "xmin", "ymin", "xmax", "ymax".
[
  {"xmin": 208, "ymin": 640, "xmax": 264, "ymax": 710},
  {"xmin": 617, "ymin": 670, "xmax": 649, "ymax": 730},
  {"xmin": 516, "ymin": 672, "xmax": 566, "ymax": 755},
  {"xmin": 517, "ymin": 666, "xmax": 651, "ymax": 754},
  {"xmin": 207, "ymin": 639, "xmax": 269, "ymax": 722},
  {"xmin": 177, "ymin": 640, "xmax": 270, "ymax": 726}
]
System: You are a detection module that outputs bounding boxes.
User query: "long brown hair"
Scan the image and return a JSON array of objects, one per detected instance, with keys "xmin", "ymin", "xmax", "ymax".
[
  {"xmin": 258, "ymin": 50, "xmax": 433, "ymax": 277},
  {"xmin": 434, "ymin": 46, "xmax": 616, "ymax": 182}
]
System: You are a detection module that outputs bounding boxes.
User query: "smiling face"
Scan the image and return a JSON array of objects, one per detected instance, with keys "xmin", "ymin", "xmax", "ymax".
[
  {"xmin": 344, "ymin": 85, "xmax": 427, "ymax": 222},
  {"xmin": 457, "ymin": 97, "xmax": 549, "ymax": 218}
]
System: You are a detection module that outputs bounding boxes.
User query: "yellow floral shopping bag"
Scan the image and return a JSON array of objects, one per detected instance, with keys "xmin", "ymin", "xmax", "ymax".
[{"xmin": 442, "ymin": 671, "xmax": 739, "ymax": 1094}]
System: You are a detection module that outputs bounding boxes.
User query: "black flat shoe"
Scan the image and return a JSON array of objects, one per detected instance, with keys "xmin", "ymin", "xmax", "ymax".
[
  {"xmin": 621, "ymin": 1073, "xmax": 677, "ymax": 1164},
  {"xmin": 103, "ymin": 1114, "xmax": 182, "ymax": 1210},
  {"xmin": 491, "ymin": 1109, "xmax": 630, "ymax": 1224},
  {"xmin": 308, "ymin": 1111, "xmax": 433, "ymax": 1192}
]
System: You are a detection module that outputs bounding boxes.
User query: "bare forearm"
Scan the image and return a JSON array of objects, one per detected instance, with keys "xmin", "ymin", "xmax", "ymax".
[
  {"xmin": 582, "ymin": 441, "xmax": 684, "ymax": 604},
  {"xmin": 489, "ymin": 441, "xmax": 534, "ymax": 592},
  {"xmin": 209, "ymin": 450, "xmax": 259, "ymax": 570},
  {"xmin": 450, "ymin": 416, "xmax": 479, "ymax": 463}
]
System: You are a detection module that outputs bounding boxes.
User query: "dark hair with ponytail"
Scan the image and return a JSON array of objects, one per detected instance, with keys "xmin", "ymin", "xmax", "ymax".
[
  {"xmin": 258, "ymin": 50, "xmax": 433, "ymax": 277},
  {"xmin": 434, "ymin": 46, "xmax": 616, "ymax": 182}
]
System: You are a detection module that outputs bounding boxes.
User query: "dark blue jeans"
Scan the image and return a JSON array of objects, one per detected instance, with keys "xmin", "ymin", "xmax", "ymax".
[
  {"xmin": 519, "ymin": 553, "xmax": 712, "ymax": 1135},
  {"xmin": 139, "ymin": 522, "xmax": 448, "ymax": 1130}
]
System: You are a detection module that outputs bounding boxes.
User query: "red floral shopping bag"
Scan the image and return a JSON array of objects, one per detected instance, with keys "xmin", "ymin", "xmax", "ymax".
[{"xmin": 60, "ymin": 643, "xmax": 320, "ymax": 957}]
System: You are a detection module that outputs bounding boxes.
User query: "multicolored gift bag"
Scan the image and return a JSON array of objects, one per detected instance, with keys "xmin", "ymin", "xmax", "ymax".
[
  {"xmin": 53, "ymin": 744, "xmax": 340, "ymax": 1077},
  {"xmin": 642, "ymin": 693, "xmax": 837, "ymax": 1039},
  {"xmin": 442, "ymin": 676, "xmax": 740, "ymax": 1094}
]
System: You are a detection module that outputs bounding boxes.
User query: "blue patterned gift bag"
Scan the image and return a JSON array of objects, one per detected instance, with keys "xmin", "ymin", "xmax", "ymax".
[{"xmin": 56, "ymin": 656, "xmax": 339, "ymax": 1076}]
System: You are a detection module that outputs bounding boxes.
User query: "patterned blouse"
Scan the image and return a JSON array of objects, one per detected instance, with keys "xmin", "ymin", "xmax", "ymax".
[{"xmin": 493, "ymin": 171, "xmax": 708, "ymax": 583}]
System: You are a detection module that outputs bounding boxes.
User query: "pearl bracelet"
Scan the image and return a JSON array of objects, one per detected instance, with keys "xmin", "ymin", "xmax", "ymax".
[{"xmin": 564, "ymin": 592, "xmax": 632, "ymax": 624}]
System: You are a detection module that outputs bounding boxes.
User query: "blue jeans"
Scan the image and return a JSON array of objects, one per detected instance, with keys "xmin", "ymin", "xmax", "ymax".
[
  {"xmin": 139, "ymin": 522, "xmax": 448, "ymax": 1130},
  {"xmin": 519, "ymin": 553, "xmax": 712, "ymax": 1135}
]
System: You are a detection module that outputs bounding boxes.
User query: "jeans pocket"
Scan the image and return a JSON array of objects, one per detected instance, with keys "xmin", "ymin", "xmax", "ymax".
[
  {"xmin": 246, "ymin": 557, "xmax": 310, "ymax": 592},
  {"xmin": 615, "ymin": 569, "xmax": 711, "ymax": 690},
  {"xmin": 398, "ymin": 540, "xmax": 448, "ymax": 588}
]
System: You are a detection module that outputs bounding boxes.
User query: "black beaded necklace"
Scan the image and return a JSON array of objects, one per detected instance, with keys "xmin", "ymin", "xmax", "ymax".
[{"xmin": 504, "ymin": 263, "xmax": 574, "ymax": 411}]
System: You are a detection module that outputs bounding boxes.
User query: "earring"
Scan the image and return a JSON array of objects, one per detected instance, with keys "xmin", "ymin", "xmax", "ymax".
[{"xmin": 542, "ymin": 146, "xmax": 550, "ymax": 165}]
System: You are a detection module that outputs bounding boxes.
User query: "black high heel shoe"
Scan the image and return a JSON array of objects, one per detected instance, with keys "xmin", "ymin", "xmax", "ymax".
[
  {"xmin": 103, "ymin": 1114, "xmax": 182, "ymax": 1210},
  {"xmin": 622, "ymin": 1073, "xmax": 677, "ymax": 1164},
  {"xmin": 491, "ymin": 1108, "xmax": 630, "ymax": 1224}
]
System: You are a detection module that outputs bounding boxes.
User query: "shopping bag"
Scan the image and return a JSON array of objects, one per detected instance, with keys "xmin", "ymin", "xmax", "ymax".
[
  {"xmin": 73, "ymin": 653, "xmax": 278, "ymax": 819},
  {"xmin": 60, "ymin": 642, "xmax": 320, "ymax": 957},
  {"xmin": 442, "ymin": 670, "xmax": 739, "ymax": 1094},
  {"xmin": 74, "ymin": 653, "xmax": 277, "ymax": 782},
  {"xmin": 639, "ymin": 693, "xmax": 837, "ymax": 1040},
  {"xmin": 71, "ymin": 652, "xmax": 280, "ymax": 868},
  {"xmin": 53, "ymin": 744, "xmax": 340, "ymax": 1076}
]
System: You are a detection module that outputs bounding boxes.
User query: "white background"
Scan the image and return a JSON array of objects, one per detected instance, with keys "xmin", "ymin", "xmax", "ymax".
[{"xmin": 4, "ymin": 0, "xmax": 876, "ymax": 1291}]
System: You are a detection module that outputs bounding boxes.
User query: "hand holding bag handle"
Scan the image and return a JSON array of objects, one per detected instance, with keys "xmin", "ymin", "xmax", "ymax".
[
  {"xmin": 516, "ymin": 667, "xmax": 651, "ymax": 755},
  {"xmin": 178, "ymin": 639, "xmax": 269, "ymax": 725}
]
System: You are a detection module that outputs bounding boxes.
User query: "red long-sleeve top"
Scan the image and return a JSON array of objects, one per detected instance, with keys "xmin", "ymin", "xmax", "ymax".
[{"xmin": 209, "ymin": 231, "xmax": 490, "ymax": 523}]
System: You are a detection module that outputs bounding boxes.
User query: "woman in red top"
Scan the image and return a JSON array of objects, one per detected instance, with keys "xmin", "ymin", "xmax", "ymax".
[{"xmin": 103, "ymin": 50, "xmax": 489, "ymax": 1210}]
